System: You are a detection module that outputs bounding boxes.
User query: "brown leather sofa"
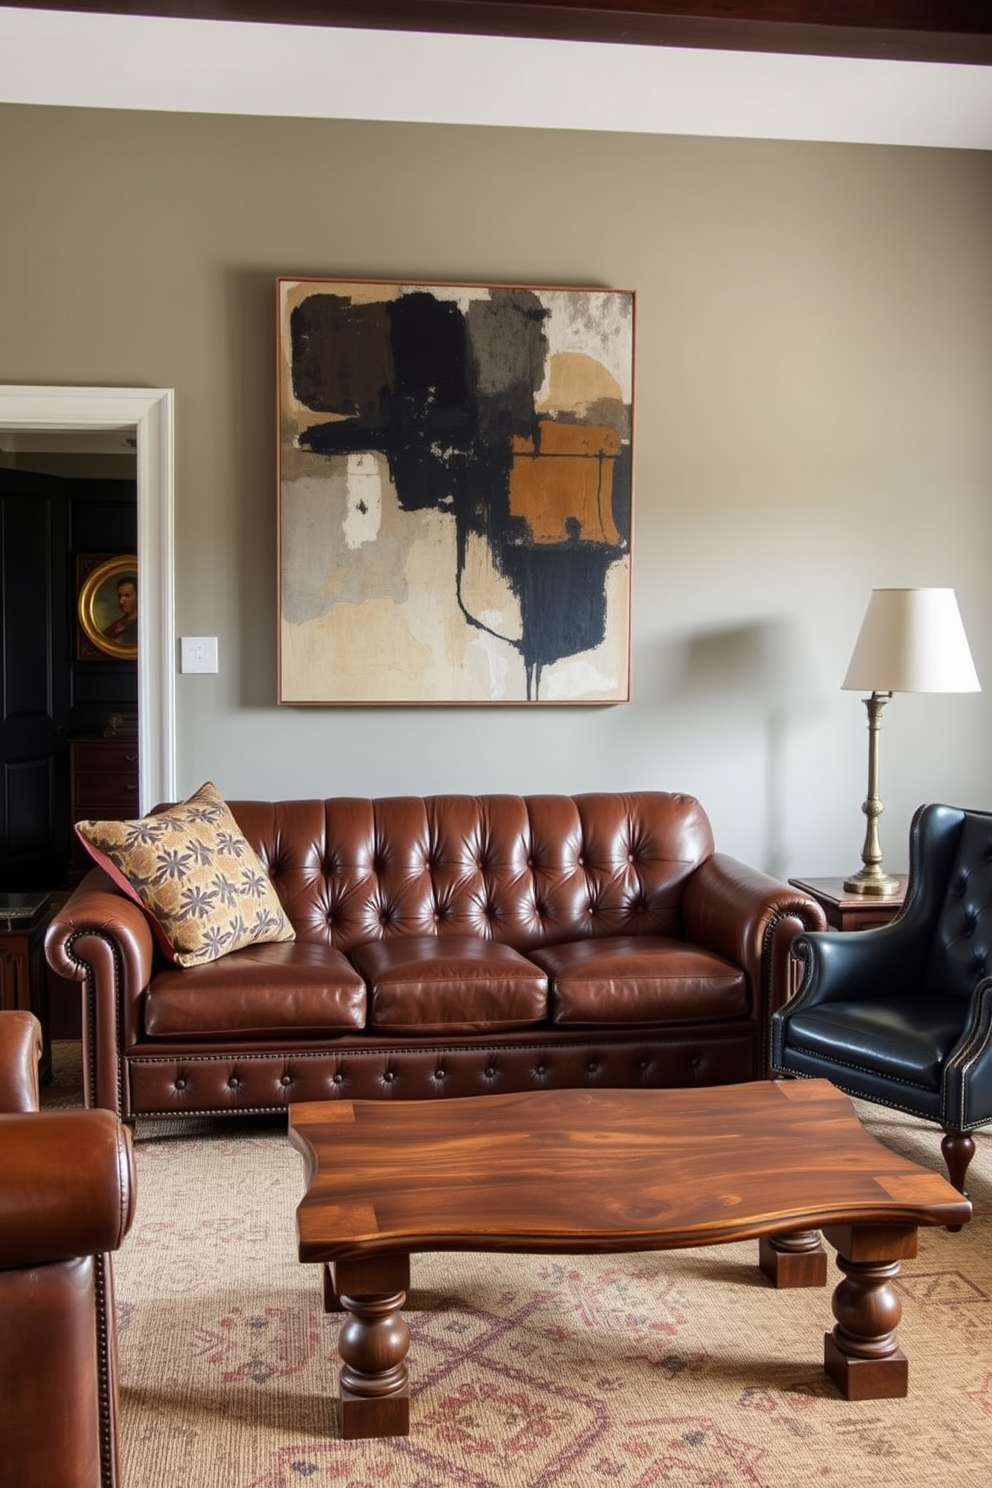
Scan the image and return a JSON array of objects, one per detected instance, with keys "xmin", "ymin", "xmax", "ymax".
[
  {"xmin": 46, "ymin": 790, "xmax": 826, "ymax": 1122},
  {"xmin": 0, "ymin": 1010, "xmax": 136, "ymax": 1488}
]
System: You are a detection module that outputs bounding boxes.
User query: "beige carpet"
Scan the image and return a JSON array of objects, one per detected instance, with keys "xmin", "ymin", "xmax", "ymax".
[{"xmin": 43, "ymin": 1044, "xmax": 992, "ymax": 1487}]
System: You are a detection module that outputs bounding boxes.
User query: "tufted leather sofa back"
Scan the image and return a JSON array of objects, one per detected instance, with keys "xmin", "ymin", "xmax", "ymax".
[
  {"xmin": 924, "ymin": 809, "xmax": 992, "ymax": 1001},
  {"xmin": 226, "ymin": 791, "xmax": 715, "ymax": 955}
]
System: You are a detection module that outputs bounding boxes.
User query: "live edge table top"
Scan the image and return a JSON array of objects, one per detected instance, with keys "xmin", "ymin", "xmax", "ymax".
[
  {"xmin": 288, "ymin": 1081, "xmax": 971, "ymax": 1437},
  {"xmin": 288, "ymin": 1081, "xmax": 969, "ymax": 1261}
]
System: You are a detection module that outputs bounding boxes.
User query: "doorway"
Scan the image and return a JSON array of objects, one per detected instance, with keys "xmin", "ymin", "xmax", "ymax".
[{"xmin": 0, "ymin": 386, "xmax": 176, "ymax": 811}]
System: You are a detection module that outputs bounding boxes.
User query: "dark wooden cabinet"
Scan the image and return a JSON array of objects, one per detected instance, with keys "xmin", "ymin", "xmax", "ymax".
[{"xmin": 69, "ymin": 736, "xmax": 139, "ymax": 882}]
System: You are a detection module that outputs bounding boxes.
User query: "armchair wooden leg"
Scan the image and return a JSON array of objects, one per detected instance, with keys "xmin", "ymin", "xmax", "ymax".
[{"xmin": 940, "ymin": 1130, "xmax": 975, "ymax": 1195}]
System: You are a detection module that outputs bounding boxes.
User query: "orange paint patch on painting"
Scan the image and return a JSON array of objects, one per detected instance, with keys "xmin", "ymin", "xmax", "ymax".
[
  {"xmin": 509, "ymin": 421, "xmax": 622, "ymax": 546},
  {"xmin": 512, "ymin": 423, "xmax": 621, "ymax": 458}
]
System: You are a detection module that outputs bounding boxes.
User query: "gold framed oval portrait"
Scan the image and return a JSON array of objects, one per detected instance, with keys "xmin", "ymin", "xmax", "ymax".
[{"xmin": 77, "ymin": 554, "xmax": 138, "ymax": 660}]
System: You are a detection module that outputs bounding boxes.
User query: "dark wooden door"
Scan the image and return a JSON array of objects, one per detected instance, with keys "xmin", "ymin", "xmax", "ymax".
[{"xmin": 0, "ymin": 469, "xmax": 70, "ymax": 889}]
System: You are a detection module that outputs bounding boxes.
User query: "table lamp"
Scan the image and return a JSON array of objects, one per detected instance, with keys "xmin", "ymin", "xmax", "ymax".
[{"xmin": 842, "ymin": 587, "xmax": 980, "ymax": 896}]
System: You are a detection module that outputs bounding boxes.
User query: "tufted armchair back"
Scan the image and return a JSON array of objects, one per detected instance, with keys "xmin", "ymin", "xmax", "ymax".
[
  {"xmin": 228, "ymin": 791, "xmax": 715, "ymax": 955},
  {"xmin": 922, "ymin": 811, "xmax": 992, "ymax": 1002}
]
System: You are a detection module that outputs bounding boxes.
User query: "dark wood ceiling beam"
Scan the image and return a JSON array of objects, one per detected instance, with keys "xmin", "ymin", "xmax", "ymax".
[{"xmin": 9, "ymin": 1, "xmax": 992, "ymax": 64}]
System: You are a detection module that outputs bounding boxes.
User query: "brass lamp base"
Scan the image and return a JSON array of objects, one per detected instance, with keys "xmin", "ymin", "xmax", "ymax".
[
  {"xmin": 843, "ymin": 868, "xmax": 902, "ymax": 897},
  {"xmin": 846, "ymin": 691, "xmax": 899, "ymax": 898}
]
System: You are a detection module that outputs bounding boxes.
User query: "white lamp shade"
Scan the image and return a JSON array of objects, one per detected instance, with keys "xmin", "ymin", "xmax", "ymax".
[{"xmin": 842, "ymin": 587, "xmax": 980, "ymax": 694}]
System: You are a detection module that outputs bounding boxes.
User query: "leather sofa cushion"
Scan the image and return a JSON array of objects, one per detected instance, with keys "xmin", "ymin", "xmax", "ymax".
[
  {"xmin": 530, "ymin": 936, "xmax": 748, "ymax": 1025},
  {"xmin": 144, "ymin": 943, "xmax": 366, "ymax": 1038},
  {"xmin": 349, "ymin": 937, "xmax": 549, "ymax": 1033}
]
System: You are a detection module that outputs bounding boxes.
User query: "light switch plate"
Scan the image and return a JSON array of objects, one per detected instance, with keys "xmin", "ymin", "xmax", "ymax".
[{"xmin": 180, "ymin": 636, "xmax": 219, "ymax": 674}]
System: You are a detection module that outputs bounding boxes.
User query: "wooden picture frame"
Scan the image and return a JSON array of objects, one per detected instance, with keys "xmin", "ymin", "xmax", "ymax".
[
  {"xmin": 76, "ymin": 554, "xmax": 138, "ymax": 660},
  {"xmin": 277, "ymin": 276, "xmax": 635, "ymax": 705}
]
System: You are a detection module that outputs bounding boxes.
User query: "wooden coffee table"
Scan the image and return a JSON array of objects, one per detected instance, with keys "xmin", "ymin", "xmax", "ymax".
[{"xmin": 288, "ymin": 1080, "xmax": 970, "ymax": 1439}]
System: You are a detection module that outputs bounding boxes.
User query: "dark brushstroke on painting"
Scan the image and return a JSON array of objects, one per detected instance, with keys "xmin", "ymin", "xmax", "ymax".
[{"xmin": 290, "ymin": 286, "xmax": 630, "ymax": 701}]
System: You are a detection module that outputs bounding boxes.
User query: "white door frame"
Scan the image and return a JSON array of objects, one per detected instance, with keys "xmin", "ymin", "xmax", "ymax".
[{"xmin": 0, "ymin": 385, "xmax": 176, "ymax": 810}]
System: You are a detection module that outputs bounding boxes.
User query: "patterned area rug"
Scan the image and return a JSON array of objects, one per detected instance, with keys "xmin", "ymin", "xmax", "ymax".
[{"xmin": 44, "ymin": 1044, "xmax": 992, "ymax": 1487}]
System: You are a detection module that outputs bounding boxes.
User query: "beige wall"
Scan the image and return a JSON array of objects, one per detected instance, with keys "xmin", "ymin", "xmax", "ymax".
[{"xmin": 2, "ymin": 102, "xmax": 990, "ymax": 877}]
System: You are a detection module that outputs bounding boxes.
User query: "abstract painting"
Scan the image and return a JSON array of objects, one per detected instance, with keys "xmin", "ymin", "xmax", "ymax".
[{"xmin": 276, "ymin": 277, "xmax": 634, "ymax": 704}]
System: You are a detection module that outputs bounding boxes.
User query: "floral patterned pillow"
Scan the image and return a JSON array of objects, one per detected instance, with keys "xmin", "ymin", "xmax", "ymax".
[{"xmin": 74, "ymin": 781, "xmax": 295, "ymax": 967}]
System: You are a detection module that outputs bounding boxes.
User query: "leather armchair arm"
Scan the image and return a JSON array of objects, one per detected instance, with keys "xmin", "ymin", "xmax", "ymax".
[
  {"xmin": 789, "ymin": 915, "xmax": 929, "ymax": 1011},
  {"xmin": 0, "ymin": 1010, "xmax": 43, "ymax": 1113},
  {"xmin": 772, "ymin": 916, "xmax": 934, "ymax": 1073},
  {"xmin": 0, "ymin": 1108, "xmax": 136, "ymax": 1268}
]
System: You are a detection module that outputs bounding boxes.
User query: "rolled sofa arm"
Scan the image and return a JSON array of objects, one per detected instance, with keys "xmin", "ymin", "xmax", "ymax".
[
  {"xmin": 45, "ymin": 867, "xmax": 157, "ymax": 1113},
  {"xmin": 45, "ymin": 867, "xmax": 155, "ymax": 992},
  {"xmin": 0, "ymin": 1009, "xmax": 43, "ymax": 1113},
  {"xmin": 0, "ymin": 1108, "xmax": 136, "ymax": 1268},
  {"xmin": 682, "ymin": 853, "xmax": 827, "ymax": 1071}
]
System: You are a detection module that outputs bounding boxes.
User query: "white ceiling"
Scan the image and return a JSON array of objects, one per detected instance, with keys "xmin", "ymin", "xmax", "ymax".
[{"xmin": 1, "ymin": 5, "xmax": 991, "ymax": 149}]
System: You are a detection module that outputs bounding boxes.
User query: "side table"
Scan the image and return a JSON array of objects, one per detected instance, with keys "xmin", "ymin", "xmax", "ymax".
[
  {"xmin": 0, "ymin": 892, "xmax": 52, "ymax": 1081},
  {"xmin": 789, "ymin": 876, "xmax": 907, "ymax": 933}
]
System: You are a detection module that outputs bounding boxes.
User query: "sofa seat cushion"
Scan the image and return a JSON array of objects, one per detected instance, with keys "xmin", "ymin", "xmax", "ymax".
[
  {"xmin": 144, "ymin": 943, "xmax": 366, "ymax": 1038},
  {"xmin": 781, "ymin": 999, "xmax": 963, "ymax": 1089},
  {"xmin": 348, "ymin": 937, "xmax": 549, "ymax": 1034},
  {"xmin": 530, "ymin": 936, "xmax": 748, "ymax": 1025}
]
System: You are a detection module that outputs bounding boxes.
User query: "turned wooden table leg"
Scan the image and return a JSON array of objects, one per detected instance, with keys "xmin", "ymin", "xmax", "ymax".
[
  {"xmin": 329, "ymin": 1255, "xmax": 412, "ymax": 1438},
  {"xmin": 821, "ymin": 1224, "xmax": 917, "ymax": 1400},
  {"xmin": 759, "ymin": 1230, "xmax": 828, "ymax": 1288},
  {"xmin": 337, "ymin": 1289, "xmax": 410, "ymax": 1438}
]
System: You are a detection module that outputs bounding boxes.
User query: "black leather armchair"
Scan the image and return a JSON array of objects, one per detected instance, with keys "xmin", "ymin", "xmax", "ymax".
[{"xmin": 772, "ymin": 802, "xmax": 992, "ymax": 1193}]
